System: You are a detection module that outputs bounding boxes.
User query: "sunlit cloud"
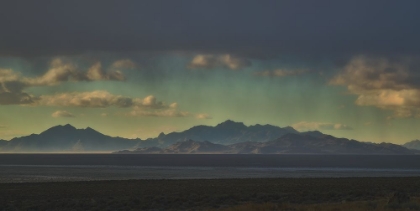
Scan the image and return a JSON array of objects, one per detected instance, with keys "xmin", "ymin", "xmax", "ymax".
[
  {"xmin": 0, "ymin": 68, "xmax": 20, "ymax": 83},
  {"xmin": 25, "ymin": 59, "xmax": 125, "ymax": 86},
  {"xmin": 254, "ymin": 69, "xmax": 307, "ymax": 77},
  {"xmin": 35, "ymin": 91, "xmax": 171, "ymax": 109},
  {"xmin": 86, "ymin": 62, "xmax": 125, "ymax": 81},
  {"xmin": 187, "ymin": 54, "xmax": 251, "ymax": 70},
  {"xmin": 111, "ymin": 59, "xmax": 137, "ymax": 69},
  {"xmin": 0, "ymin": 59, "xmax": 126, "ymax": 105},
  {"xmin": 24, "ymin": 58, "xmax": 84, "ymax": 86},
  {"xmin": 139, "ymin": 95, "xmax": 166, "ymax": 108},
  {"xmin": 331, "ymin": 56, "xmax": 420, "ymax": 118},
  {"xmin": 51, "ymin": 110, "xmax": 75, "ymax": 118},
  {"xmin": 196, "ymin": 113, "xmax": 212, "ymax": 119},
  {"xmin": 292, "ymin": 121, "xmax": 353, "ymax": 131},
  {"xmin": 37, "ymin": 91, "xmax": 134, "ymax": 108},
  {"xmin": 36, "ymin": 91, "xmax": 188, "ymax": 118},
  {"xmin": 128, "ymin": 109, "xmax": 190, "ymax": 118}
]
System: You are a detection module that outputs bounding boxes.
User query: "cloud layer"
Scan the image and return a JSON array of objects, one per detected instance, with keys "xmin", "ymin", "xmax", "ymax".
[
  {"xmin": 331, "ymin": 56, "xmax": 420, "ymax": 118},
  {"xmin": 0, "ymin": 59, "xmax": 125, "ymax": 105},
  {"xmin": 111, "ymin": 59, "xmax": 137, "ymax": 69},
  {"xmin": 26, "ymin": 59, "xmax": 125, "ymax": 86},
  {"xmin": 1, "ymin": 1, "xmax": 419, "ymax": 58},
  {"xmin": 254, "ymin": 69, "xmax": 307, "ymax": 77},
  {"xmin": 0, "ymin": 58, "xmax": 206, "ymax": 119},
  {"xmin": 51, "ymin": 110, "xmax": 75, "ymax": 118},
  {"xmin": 196, "ymin": 113, "xmax": 212, "ymax": 119},
  {"xmin": 188, "ymin": 54, "xmax": 251, "ymax": 70},
  {"xmin": 128, "ymin": 109, "xmax": 190, "ymax": 118},
  {"xmin": 293, "ymin": 121, "xmax": 353, "ymax": 131},
  {"xmin": 36, "ymin": 91, "xmax": 169, "ymax": 109},
  {"xmin": 32, "ymin": 90, "xmax": 197, "ymax": 118}
]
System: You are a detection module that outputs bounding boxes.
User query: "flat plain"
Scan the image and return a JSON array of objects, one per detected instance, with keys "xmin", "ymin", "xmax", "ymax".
[
  {"xmin": 1, "ymin": 177, "xmax": 420, "ymax": 210},
  {"xmin": 2, "ymin": 154, "xmax": 420, "ymax": 210}
]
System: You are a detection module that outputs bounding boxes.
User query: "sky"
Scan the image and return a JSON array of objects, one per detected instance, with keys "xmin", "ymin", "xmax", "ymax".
[{"xmin": 1, "ymin": 0, "xmax": 420, "ymax": 144}]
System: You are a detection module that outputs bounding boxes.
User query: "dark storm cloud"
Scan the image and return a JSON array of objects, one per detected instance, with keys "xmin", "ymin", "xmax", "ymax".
[{"xmin": 1, "ymin": 0, "xmax": 420, "ymax": 58}]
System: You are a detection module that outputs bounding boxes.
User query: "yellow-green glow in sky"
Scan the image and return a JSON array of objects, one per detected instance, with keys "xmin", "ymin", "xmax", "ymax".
[{"xmin": 0, "ymin": 55, "xmax": 419, "ymax": 144}]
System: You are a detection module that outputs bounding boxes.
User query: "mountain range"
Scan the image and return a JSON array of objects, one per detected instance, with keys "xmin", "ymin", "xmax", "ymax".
[
  {"xmin": 0, "ymin": 124, "xmax": 140, "ymax": 152},
  {"xmin": 0, "ymin": 120, "xmax": 418, "ymax": 154},
  {"xmin": 118, "ymin": 133, "xmax": 413, "ymax": 154},
  {"xmin": 139, "ymin": 120, "xmax": 299, "ymax": 147}
]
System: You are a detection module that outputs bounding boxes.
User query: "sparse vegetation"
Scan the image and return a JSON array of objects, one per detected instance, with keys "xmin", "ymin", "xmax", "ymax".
[
  {"xmin": 1, "ymin": 177, "xmax": 420, "ymax": 210},
  {"xmin": 215, "ymin": 198, "xmax": 420, "ymax": 211}
]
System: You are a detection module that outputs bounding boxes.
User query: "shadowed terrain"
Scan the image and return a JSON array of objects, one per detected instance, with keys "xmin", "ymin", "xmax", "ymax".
[{"xmin": 1, "ymin": 177, "xmax": 420, "ymax": 210}]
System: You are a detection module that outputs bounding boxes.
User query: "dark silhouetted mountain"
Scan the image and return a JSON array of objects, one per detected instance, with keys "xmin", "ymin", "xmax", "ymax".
[
  {"xmin": 0, "ymin": 124, "xmax": 140, "ymax": 152},
  {"xmin": 0, "ymin": 121, "xmax": 415, "ymax": 154},
  {"xmin": 0, "ymin": 139, "xmax": 6, "ymax": 147},
  {"xmin": 301, "ymin": 130, "xmax": 326, "ymax": 138},
  {"xmin": 118, "ymin": 133, "xmax": 414, "ymax": 155},
  {"xmin": 142, "ymin": 120, "xmax": 299, "ymax": 147},
  {"xmin": 404, "ymin": 140, "xmax": 420, "ymax": 150}
]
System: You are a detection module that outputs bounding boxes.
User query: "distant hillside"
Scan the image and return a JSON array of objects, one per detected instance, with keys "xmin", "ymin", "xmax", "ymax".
[
  {"xmin": 139, "ymin": 120, "xmax": 299, "ymax": 147},
  {"xmin": 118, "ymin": 133, "xmax": 414, "ymax": 155},
  {"xmin": 0, "ymin": 124, "xmax": 140, "ymax": 152},
  {"xmin": 230, "ymin": 133, "xmax": 412, "ymax": 154},
  {"xmin": 404, "ymin": 140, "xmax": 420, "ymax": 150}
]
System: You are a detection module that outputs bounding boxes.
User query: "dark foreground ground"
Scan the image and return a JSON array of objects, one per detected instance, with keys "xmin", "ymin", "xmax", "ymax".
[{"xmin": 1, "ymin": 177, "xmax": 420, "ymax": 211}]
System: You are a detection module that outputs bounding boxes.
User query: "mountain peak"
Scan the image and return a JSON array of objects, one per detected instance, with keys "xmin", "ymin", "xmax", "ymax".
[
  {"xmin": 302, "ymin": 130, "xmax": 325, "ymax": 138},
  {"xmin": 216, "ymin": 120, "xmax": 246, "ymax": 128},
  {"xmin": 84, "ymin": 126, "xmax": 101, "ymax": 134},
  {"xmin": 39, "ymin": 124, "xmax": 77, "ymax": 136},
  {"xmin": 158, "ymin": 132, "xmax": 165, "ymax": 138},
  {"xmin": 49, "ymin": 124, "xmax": 76, "ymax": 131},
  {"xmin": 85, "ymin": 126, "xmax": 96, "ymax": 131},
  {"xmin": 283, "ymin": 126, "xmax": 299, "ymax": 133}
]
